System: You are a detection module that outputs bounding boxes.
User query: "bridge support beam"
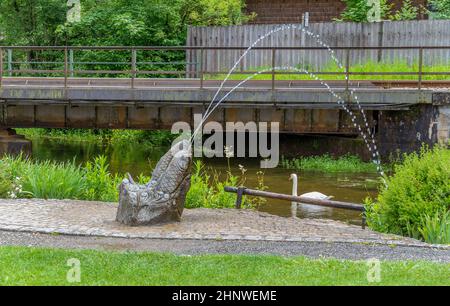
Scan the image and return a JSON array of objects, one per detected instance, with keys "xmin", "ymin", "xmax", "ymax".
[{"xmin": 0, "ymin": 128, "xmax": 32, "ymax": 156}]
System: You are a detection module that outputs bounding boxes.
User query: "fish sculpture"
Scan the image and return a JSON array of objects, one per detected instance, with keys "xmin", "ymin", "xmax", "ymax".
[{"xmin": 116, "ymin": 140, "xmax": 192, "ymax": 225}]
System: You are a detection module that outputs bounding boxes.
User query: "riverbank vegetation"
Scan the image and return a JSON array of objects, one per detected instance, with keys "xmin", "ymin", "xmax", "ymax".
[
  {"xmin": 16, "ymin": 128, "xmax": 176, "ymax": 147},
  {"xmin": 366, "ymin": 146, "xmax": 450, "ymax": 245},
  {"xmin": 0, "ymin": 155, "xmax": 261, "ymax": 209},
  {"xmin": 0, "ymin": 246, "xmax": 448, "ymax": 285},
  {"xmin": 281, "ymin": 154, "xmax": 378, "ymax": 173}
]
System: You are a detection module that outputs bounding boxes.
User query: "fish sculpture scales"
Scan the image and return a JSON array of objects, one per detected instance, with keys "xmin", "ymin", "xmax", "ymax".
[{"xmin": 116, "ymin": 140, "xmax": 192, "ymax": 226}]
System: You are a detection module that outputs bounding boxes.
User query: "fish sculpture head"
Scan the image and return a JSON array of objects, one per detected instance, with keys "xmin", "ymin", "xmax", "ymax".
[{"xmin": 116, "ymin": 139, "xmax": 192, "ymax": 226}]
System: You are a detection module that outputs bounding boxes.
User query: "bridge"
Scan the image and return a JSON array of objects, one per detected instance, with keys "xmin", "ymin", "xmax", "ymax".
[{"xmin": 0, "ymin": 46, "xmax": 449, "ymax": 157}]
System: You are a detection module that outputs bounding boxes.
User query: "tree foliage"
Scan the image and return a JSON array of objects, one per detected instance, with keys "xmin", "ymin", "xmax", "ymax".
[
  {"xmin": 338, "ymin": 0, "xmax": 393, "ymax": 22},
  {"xmin": 428, "ymin": 0, "xmax": 450, "ymax": 19},
  {"xmin": 391, "ymin": 0, "xmax": 418, "ymax": 21},
  {"xmin": 0, "ymin": 0, "xmax": 252, "ymax": 46}
]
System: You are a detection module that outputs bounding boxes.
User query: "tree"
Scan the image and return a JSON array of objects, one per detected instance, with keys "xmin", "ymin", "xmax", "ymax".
[
  {"xmin": 428, "ymin": 0, "xmax": 450, "ymax": 19},
  {"xmin": 0, "ymin": 0, "xmax": 67, "ymax": 45},
  {"xmin": 391, "ymin": 0, "xmax": 418, "ymax": 21},
  {"xmin": 0, "ymin": 0, "xmax": 252, "ymax": 46},
  {"xmin": 338, "ymin": 0, "xmax": 392, "ymax": 22}
]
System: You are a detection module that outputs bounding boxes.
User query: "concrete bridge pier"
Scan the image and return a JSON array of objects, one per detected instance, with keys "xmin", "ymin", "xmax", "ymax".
[
  {"xmin": 0, "ymin": 128, "xmax": 32, "ymax": 156},
  {"xmin": 377, "ymin": 103, "xmax": 450, "ymax": 159}
]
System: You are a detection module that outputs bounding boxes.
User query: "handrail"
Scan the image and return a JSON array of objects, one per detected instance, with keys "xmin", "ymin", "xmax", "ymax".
[{"xmin": 1, "ymin": 45, "xmax": 450, "ymax": 93}]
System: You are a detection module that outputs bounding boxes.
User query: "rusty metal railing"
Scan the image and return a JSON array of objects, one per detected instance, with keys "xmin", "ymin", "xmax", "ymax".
[{"xmin": 1, "ymin": 45, "xmax": 450, "ymax": 93}]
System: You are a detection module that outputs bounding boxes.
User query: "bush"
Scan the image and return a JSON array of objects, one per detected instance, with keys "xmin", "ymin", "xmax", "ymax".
[
  {"xmin": 366, "ymin": 146, "xmax": 450, "ymax": 243},
  {"xmin": 185, "ymin": 161, "xmax": 253, "ymax": 209}
]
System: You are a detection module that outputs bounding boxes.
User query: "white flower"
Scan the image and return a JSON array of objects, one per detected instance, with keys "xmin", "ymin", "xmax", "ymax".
[
  {"xmin": 224, "ymin": 146, "xmax": 234, "ymax": 158},
  {"xmin": 238, "ymin": 164, "xmax": 247, "ymax": 174}
]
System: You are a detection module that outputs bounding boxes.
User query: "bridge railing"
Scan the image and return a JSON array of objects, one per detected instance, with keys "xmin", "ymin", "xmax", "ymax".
[{"xmin": 1, "ymin": 46, "xmax": 450, "ymax": 91}]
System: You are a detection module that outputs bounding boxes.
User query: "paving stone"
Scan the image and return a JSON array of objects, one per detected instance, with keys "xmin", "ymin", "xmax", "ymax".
[{"xmin": 0, "ymin": 199, "xmax": 434, "ymax": 247}]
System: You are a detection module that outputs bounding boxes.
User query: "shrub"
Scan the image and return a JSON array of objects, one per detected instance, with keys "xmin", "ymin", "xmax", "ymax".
[
  {"xmin": 366, "ymin": 146, "xmax": 450, "ymax": 243},
  {"xmin": 185, "ymin": 161, "xmax": 252, "ymax": 209},
  {"xmin": 418, "ymin": 210, "xmax": 450, "ymax": 245},
  {"xmin": 84, "ymin": 156, "xmax": 122, "ymax": 202}
]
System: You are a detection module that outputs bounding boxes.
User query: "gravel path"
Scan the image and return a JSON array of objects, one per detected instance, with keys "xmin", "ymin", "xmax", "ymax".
[
  {"xmin": 1, "ymin": 230, "xmax": 449, "ymax": 262},
  {"xmin": 0, "ymin": 199, "xmax": 429, "ymax": 246},
  {"xmin": 0, "ymin": 199, "xmax": 448, "ymax": 262}
]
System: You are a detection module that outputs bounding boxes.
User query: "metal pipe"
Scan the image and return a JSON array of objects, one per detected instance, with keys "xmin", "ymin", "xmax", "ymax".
[
  {"xmin": 418, "ymin": 48, "xmax": 423, "ymax": 92},
  {"xmin": 2, "ymin": 46, "xmax": 450, "ymax": 50},
  {"xmin": 0, "ymin": 47, "xmax": 3, "ymax": 88},
  {"xmin": 224, "ymin": 186, "xmax": 365, "ymax": 212}
]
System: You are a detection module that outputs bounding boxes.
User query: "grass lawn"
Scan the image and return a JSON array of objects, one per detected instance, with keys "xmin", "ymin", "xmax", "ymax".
[
  {"xmin": 206, "ymin": 61, "xmax": 450, "ymax": 81},
  {"xmin": 0, "ymin": 246, "xmax": 448, "ymax": 286}
]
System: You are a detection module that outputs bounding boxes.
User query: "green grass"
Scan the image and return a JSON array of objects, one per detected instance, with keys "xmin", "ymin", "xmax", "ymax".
[
  {"xmin": 207, "ymin": 60, "xmax": 450, "ymax": 81},
  {"xmin": 0, "ymin": 246, "xmax": 448, "ymax": 286},
  {"xmin": 280, "ymin": 154, "xmax": 378, "ymax": 173}
]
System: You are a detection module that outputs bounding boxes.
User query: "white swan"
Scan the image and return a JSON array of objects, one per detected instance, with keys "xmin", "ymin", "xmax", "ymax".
[
  {"xmin": 289, "ymin": 174, "xmax": 334, "ymax": 214},
  {"xmin": 289, "ymin": 174, "xmax": 298, "ymax": 218}
]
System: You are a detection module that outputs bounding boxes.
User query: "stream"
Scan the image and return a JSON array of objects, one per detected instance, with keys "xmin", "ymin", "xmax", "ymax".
[{"xmin": 30, "ymin": 138, "xmax": 380, "ymax": 225}]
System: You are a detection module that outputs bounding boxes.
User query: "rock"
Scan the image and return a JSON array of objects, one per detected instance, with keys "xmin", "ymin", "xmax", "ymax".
[{"xmin": 116, "ymin": 140, "xmax": 192, "ymax": 226}]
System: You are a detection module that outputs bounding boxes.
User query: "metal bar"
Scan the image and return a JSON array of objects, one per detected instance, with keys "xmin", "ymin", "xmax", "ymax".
[
  {"xmin": 64, "ymin": 47, "xmax": 68, "ymax": 88},
  {"xmin": 418, "ymin": 47, "xmax": 423, "ymax": 92},
  {"xmin": 131, "ymin": 48, "xmax": 137, "ymax": 89},
  {"xmin": 345, "ymin": 49, "xmax": 350, "ymax": 92},
  {"xmin": 224, "ymin": 186, "xmax": 365, "ymax": 211},
  {"xmin": 3, "ymin": 46, "xmax": 450, "ymax": 51},
  {"xmin": 271, "ymin": 48, "xmax": 276, "ymax": 92},
  {"xmin": 235, "ymin": 187, "xmax": 245, "ymax": 209},
  {"xmin": 0, "ymin": 47, "xmax": 3, "ymax": 88},
  {"xmin": 7, "ymin": 49, "xmax": 12, "ymax": 77},
  {"xmin": 69, "ymin": 49, "xmax": 74, "ymax": 77},
  {"xmin": 200, "ymin": 48, "xmax": 204, "ymax": 89}
]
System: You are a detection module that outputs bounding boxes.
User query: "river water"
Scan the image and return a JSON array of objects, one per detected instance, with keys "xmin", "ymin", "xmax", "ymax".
[{"xmin": 30, "ymin": 138, "xmax": 380, "ymax": 225}]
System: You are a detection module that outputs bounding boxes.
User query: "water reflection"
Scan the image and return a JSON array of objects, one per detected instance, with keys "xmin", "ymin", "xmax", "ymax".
[{"xmin": 30, "ymin": 138, "xmax": 379, "ymax": 224}]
